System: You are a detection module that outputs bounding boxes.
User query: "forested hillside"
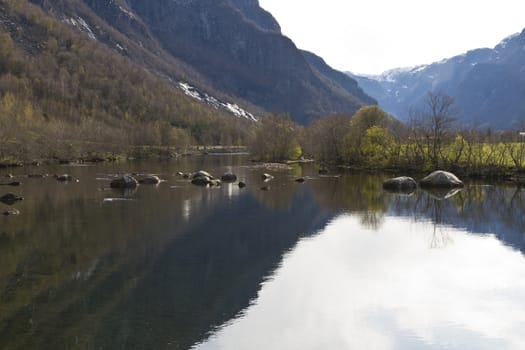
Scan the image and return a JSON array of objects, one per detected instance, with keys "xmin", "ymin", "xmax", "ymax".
[{"xmin": 0, "ymin": 0, "xmax": 251, "ymax": 163}]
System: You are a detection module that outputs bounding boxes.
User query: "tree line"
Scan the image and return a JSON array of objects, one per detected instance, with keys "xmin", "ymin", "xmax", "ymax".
[{"xmin": 249, "ymin": 92, "xmax": 525, "ymax": 178}]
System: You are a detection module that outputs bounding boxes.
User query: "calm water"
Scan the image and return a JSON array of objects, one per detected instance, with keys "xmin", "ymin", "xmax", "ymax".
[{"xmin": 1, "ymin": 155, "xmax": 524, "ymax": 350}]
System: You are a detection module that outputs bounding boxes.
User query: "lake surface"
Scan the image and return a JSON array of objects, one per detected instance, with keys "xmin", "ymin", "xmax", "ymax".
[{"xmin": 1, "ymin": 155, "xmax": 525, "ymax": 350}]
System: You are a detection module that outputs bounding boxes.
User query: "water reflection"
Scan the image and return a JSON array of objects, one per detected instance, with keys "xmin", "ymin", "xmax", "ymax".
[
  {"xmin": 194, "ymin": 215, "xmax": 525, "ymax": 350},
  {"xmin": 1, "ymin": 158, "xmax": 525, "ymax": 349}
]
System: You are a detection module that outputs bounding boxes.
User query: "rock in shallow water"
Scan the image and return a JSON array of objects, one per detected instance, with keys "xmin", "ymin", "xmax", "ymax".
[
  {"xmin": 138, "ymin": 175, "xmax": 161, "ymax": 185},
  {"xmin": 3, "ymin": 208, "xmax": 20, "ymax": 216},
  {"xmin": 55, "ymin": 174, "xmax": 74, "ymax": 182},
  {"xmin": 382, "ymin": 176, "xmax": 417, "ymax": 192},
  {"xmin": 110, "ymin": 175, "xmax": 139, "ymax": 189},
  {"xmin": 420, "ymin": 170, "xmax": 464, "ymax": 188},
  {"xmin": 221, "ymin": 173, "xmax": 237, "ymax": 183},
  {"xmin": 262, "ymin": 173, "xmax": 274, "ymax": 182},
  {"xmin": 0, "ymin": 193, "xmax": 23, "ymax": 205}
]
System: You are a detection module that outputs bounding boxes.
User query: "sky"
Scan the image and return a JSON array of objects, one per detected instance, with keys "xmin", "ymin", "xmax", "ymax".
[{"xmin": 258, "ymin": 0, "xmax": 525, "ymax": 75}]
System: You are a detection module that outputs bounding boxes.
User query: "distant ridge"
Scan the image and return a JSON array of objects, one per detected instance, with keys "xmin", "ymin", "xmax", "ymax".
[{"xmin": 350, "ymin": 29, "xmax": 525, "ymax": 129}]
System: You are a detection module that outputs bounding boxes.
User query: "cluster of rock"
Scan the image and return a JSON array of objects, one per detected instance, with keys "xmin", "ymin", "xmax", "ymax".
[
  {"xmin": 109, "ymin": 174, "xmax": 163, "ymax": 189},
  {"xmin": 179, "ymin": 170, "xmax": 243, "ymax": 188},
  {"xmin": 383, "ymin": 170, "xmax": 464, "ymax": 195},
  {"xmin": 1, "ymin": 167, "xmax": 309, "ymax": 217}
]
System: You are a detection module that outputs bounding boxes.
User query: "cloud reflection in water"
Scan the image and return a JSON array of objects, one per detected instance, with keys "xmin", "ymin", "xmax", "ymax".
[{"xmin": 194, "ymin": 215, "xmax": 525, "ymax": 350}]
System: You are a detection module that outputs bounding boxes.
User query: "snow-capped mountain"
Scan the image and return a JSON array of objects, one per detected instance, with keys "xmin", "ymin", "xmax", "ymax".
[{"xmin": 350, "ymin": 28, "xmax": 525, "ymax": 129}]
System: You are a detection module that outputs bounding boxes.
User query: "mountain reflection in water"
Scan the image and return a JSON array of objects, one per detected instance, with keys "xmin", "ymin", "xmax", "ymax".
[{"xmin": 0, "ymin": 157, "xmax": 524, "ymax": 349}]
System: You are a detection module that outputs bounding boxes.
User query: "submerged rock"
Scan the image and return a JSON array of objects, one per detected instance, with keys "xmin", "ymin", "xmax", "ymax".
[
  {"xmin": 0, "ymin": 193, "xmax": 24, "ymax": 205},
  {"xmin": 238, "ymin": 182, "xmax": 246, "ymax": 188},
  {"xmin": 138, "ymin": 175, "xmax": 161, "ymax": 185},
  {"xmin": 0, "ymin": 181, "xmax": 21, "ymax": 187},
  {"xmin": 191, "ymin": 177, "xmax": 211, "ymax": 186},
  {"xmin": 110, "ymin": 175, "xmax": 139, "ymax": 189},
  {"xmin": 3, "ymin": 208, "xmax": 20, "ymax": 216},
  {"xmin": 28, "ymin": 174, "xmax": 48, "ymax": 178},
  {"xmin": 382, "ymin": 177, "xmax": 417, "ymax": 192},
  {"xmin": 420, "ymin": 171, "xmax": 464, "ymax": 188},
  {"xmin": 55, "ymin": 174, "xmax": 74, "ymax": 182},
  {"xmin": 295, "ymin": 177, "xmax": 306, "ymax": 183},
  {"xmin": 221, "ymin": 173, "xmax": 237, "ymax": 183},
  {"xmin": 209, "ymin": 179, "xmax": 222, "ymax": 187}
]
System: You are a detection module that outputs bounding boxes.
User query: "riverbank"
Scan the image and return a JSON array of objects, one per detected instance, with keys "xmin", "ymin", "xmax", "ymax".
[
  {"xmin": 0, "ymin": 146, "xmax": 249, "ymax": 169},
  {"xmin": 3, "ymin": 149, "xmax": 525, "ymax": 187}
]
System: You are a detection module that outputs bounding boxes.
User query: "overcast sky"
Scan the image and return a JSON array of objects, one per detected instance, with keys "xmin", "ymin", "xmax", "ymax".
[{"xmin": 258, "ymin": 0, "xmax": 525, "ymax": 75}]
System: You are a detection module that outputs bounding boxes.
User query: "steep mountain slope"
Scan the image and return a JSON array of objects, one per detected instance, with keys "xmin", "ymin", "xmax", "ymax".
[
  {"xmin": 229, "ymin": 0, "xmax": 281, "ymax": 32},
  {"xmin": 31, "ymin": 0, "xmax": 373, "ymax": 125},
  {"xmin": 302, "ymin": 50, "xmax": 376, "ymax": 107},
  {"xmin": 351, "ymin": 29, "xmax": 525, "ymax": 129},
  {"xmin": 0, "ymin": 0, "xmax": 255, "ymax": 162}
]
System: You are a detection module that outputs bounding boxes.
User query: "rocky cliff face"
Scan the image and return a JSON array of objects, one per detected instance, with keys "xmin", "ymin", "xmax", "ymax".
[
  {"xmin": 302, "ymin": 50, "xmax": 376, "ymax": 106},
  {"xmin": 351, "ymin": 28, "xmax": 525, "ymax": 129},
  {"xmin": 30, "ymin": 0, "xmax": 373, "ymax": 124},
  {"xmin": 229, "ymin": 0, "xmax": 281, "ymax": 32}
]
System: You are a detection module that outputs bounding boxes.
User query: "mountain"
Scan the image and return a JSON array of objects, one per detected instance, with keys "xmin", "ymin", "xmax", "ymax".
[
  {"xmin": 301, "ymin": 50, "xmax": 376, "ymax": 107},
  {"xmin": 31, "ymin": 0, "xmax": 374, "ymax": 125},
  {"xmin": 350, "ymin": 29, "xmax": 525, "ymax": 129},
  {"xmin": 0, "ymin": 0, "xmax": 260, "ymax": 162}
]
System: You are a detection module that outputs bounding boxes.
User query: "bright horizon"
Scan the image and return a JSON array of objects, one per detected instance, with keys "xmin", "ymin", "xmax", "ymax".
[{"xmin": 259, "ymin": 0, "xmax": 525, "ymax": 75}]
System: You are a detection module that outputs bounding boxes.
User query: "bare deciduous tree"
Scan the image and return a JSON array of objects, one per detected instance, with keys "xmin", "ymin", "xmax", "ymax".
[{"xmin": 410, "ymin": 91, "xmax": 458, "ymax": 169}]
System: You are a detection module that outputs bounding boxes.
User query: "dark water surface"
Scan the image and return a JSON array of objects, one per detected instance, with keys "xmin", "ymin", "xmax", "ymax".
[{"xmin": 1, "ymin": 156, "xmax": 524, "ymax": 349}]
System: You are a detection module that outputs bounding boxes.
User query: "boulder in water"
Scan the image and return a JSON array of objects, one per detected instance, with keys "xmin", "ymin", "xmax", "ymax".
[
  {"xmin": 420, "ymin": 171, "xmax": 464, "ymax": 188},
  {"xmin": 383, "ymin": 176, "xmax": 417, "ymax": 192},
  {"xmin": 0, "ymin": 193, "xmax": 23, "ymax": 205},
  {"xmin": 138, "ymin": 175, "xmax": 161, "ymax": 185},
  {"xmin": 110, "ymin": 175, "xmax": 139, "ymax": 189}
]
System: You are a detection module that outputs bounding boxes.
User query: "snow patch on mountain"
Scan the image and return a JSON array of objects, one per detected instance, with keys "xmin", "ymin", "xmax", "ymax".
[
  {"xmin": 118, "ymin": 6, "xmax": 136, "ymax": 19},
  {"xmin": 178, "ymin": 82, "xmax": 258, "ymax": 122},
  {"xmin": 373, "ymin": 65, "xmax": 428, "ymax": 82},
  {"xmin": 498, "ymin": 32, "xmax": 520, "ymax": 49},
  {"xmin": 64, "ymin": 17, "xmax": 96, "ymax": 40}
]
